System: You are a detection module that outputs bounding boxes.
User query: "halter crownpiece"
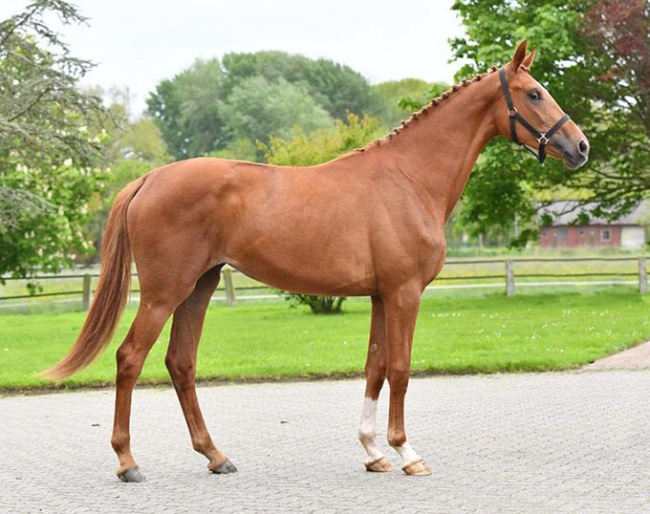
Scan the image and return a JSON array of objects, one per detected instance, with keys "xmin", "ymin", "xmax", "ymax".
[{"xmin": 498, "ymin": 67, "xmax": 570, "ymax": 166}]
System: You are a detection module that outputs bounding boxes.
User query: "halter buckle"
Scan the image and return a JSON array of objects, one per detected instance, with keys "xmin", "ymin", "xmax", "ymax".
[
  {"xmin": 537, "ymin": 134, "xmax": 549, "ymax": 146},
  {"xmin": 508, "ymin": 107, "xmax": 518, "ymax": 118}
]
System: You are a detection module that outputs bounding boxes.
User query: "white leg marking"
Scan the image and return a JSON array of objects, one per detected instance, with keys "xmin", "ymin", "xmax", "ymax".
[
  {"xmin": 358, "ymin": 397, "xmax": 384, "ymax": 464},
  {"xmin": 394, "ymin": 442, "xmax": 422, "ymax": 468}
]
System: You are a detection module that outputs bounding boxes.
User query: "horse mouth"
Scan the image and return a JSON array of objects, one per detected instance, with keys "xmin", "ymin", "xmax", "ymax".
[
  {"xmin": 551, "ymin": 139, "xmax": 588, "ymax": 170},
  {"xmin": 562, "ymin": 150, "xmax": 588, "ymax": 170}
]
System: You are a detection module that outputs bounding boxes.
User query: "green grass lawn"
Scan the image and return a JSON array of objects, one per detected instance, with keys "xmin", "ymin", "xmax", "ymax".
[{"xmin": 1, "ymin": 288, "xmax": 649, "ymax": 393}]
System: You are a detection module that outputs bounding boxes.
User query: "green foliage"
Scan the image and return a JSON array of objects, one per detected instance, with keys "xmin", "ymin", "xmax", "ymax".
[
  {"xmin": 79, "ymin": 91, "xmax": 171, "ymax": 264},
  {"xmin": 396, "ymin": 82, "xmax": 450, "ymax": 112},
  {"xmin": 0, "ymin": 0, "xmax": 108, "ymax": 278},
  {"xmin": 373, "ymin": 79, "xmax": 430, "ymax": 123},
  {"xmin": 450, "ymin": 0, "xmax": 650, "ymax": 243},
  {"xmin": 574, "ymin": 0, "xmax": 650, "ymax": 214},
  {"xmin": 210, "ymin": 138, "xmax": 259, "ymax": 162},
  {"xmin": 115, "ymin": 117, "xmax": 170, "ymax": 164},
  {"xmin": 146, "ymin": 51, "xmax": 387, "ymax": 161},
  {"xmin": 281, "ymin": 294, "xmax": 347, "ymax": 315},
  {"xmin": 146, "ymin": 58, "xmax": 229, "ymax": 160},
  {"xmin": 221, "ymin": 51, "xmax": 385, "ymax": 121},
  {"xmin": 80, "ymin": 158, "xmax": 152, "ymax": 265},
  {"xmin": 1, "ymin": 159, "xmax": 102, "ymax": 276},
  {"xmin": 223, "ymin": 76, "xmax": 333, "ymax": 152},
  {"xmin": 261, "ymin": 111, "xmax": 382, "ymax": 166},
  {"xmin": 262, "ymin": 112, "xmax": 383, "ymax": 314}
]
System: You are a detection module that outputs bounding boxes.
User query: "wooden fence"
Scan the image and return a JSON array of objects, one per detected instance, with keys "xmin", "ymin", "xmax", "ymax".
[
  {"xmin": 1, "ymin": 256, "xmax": 648, "ymax": 310},
  {"xmin": 440, "ymin": 256, "xmax": 648, "ymax": 296}
]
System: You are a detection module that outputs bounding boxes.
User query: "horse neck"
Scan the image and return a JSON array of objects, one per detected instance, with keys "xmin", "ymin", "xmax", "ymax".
[{"xmin": 376, "ymin": 72, "xmax": 501, "ymax": 220}]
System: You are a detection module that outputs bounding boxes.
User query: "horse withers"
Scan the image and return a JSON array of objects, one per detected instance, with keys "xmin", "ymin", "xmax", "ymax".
[{"xmin": 42, "ymin": 41, "xmax": 589, "ymax": 481}]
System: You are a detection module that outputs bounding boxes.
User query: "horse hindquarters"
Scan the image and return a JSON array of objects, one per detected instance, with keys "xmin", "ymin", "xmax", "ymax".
[{"xmin": 110, "ymin": 180, "xmax": 225, "ymax": 481}]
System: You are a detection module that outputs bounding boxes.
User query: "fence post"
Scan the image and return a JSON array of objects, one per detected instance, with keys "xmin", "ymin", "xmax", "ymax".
[
  {"xmin": 639, "ymin": 257, "xmax": 647, "ymax": 293},
  {"xmin": 82, "ymin": 274, "xmax": 92, "ymax": 311},
  {"xmin": 222, "ymin": 268, "xmax": 236, "ymax": 306},
  {"xmin": 505, "ymin": 260, "xmax": 515, "ymax": 297}
]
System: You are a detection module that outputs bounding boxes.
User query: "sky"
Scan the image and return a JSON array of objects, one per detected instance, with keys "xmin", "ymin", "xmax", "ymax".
[{"xmin": 1, "ymin": 0, "xmax": 467, "ymax": 117}]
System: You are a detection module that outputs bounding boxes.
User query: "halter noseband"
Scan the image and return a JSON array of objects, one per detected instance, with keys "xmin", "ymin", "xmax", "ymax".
[{"xmin": 498, "ymin": 67, "xmax": 570, "ymax": 166}]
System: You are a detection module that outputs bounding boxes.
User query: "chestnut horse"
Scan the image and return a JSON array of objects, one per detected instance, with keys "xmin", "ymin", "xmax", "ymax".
[{"xmin": 43, "ymin": 41, "xmax": 589, "ymax": 481}]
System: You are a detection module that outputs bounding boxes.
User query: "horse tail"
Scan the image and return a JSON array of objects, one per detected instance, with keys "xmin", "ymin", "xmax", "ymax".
[{"xmin": 40, "ymin": 176, "xmax": 147, "ymax": 381}]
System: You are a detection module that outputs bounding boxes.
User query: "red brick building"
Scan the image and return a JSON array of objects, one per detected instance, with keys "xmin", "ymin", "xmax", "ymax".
[{"xmin": 538, "ymin": 202, "xmax": 648, "ymax": 250}]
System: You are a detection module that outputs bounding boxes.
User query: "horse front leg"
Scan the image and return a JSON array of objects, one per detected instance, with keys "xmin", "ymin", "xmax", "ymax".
[
  {"xmin": 359, "ymin": 296, "xmax": 394, "ymax": 472},
  {"xmin": 384, "ymin": 286, "xmax": 432, "ymax": 476}
]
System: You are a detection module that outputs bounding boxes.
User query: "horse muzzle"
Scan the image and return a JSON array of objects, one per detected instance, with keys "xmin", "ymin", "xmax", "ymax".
[{"xmin": 551, "ymin": 135, "xmax": 590, "ymax": 170}]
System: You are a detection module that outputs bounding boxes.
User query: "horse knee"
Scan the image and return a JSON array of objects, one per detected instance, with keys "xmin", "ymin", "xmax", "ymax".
[
  {"xmin": 387, "ymin": 366, "xmax": 410, "ymax": 393},
  {"xmin": 364, "ymin": 368, "xmax": 386, "ymax": 393}
]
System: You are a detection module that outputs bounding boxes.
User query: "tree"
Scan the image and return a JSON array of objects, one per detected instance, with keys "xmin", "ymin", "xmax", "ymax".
[
  {"xmin": 373, "ymin": 78, "xmax": 436, "ymax": 127},
  {"xmin": 262, "ymin": 112, "xmax": 381, "ymax": 166},
  {"xmin": 221, "ymin": 51, "xmax": 385, "ymax": 121},
  {"xmin": 262, "ymin": 113, "xmax": 383, "ymax": 314},
  {"xmin": 147, "ymin": 52, "xmax": 388, "ymax": 161},
  {"xmin": 81, "ymin": 89, "xmax": 170, "ymax": 264},
  {"xmin": 394, "ymin": 81, "xmax": 450, "ymax": 112},
  {"xmin": 146, "ymin": 58, "xmax": 228, "ymax": 160},
  {"xmin": 450, "ymin": 0, "xmax": 649, "ymax": 244},
  {"xmin": 210, "ymin": 138, "xmax": 258, "ymax": 162},
  {"xmin": 223, "ymin": 76, "xmax": 333, "ymax": 150},
  {"xmin": 576, "ymin": 0, "xmax": 650, "ymax": 214},
  {"xmin": 0, "ymin": 0, "xmax": 107, "ymax": 278}
]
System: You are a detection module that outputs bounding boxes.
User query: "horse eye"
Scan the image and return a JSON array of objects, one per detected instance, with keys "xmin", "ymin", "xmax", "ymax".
[{"xmin": 528, "ymin": 90, "xmax": 541, "ymax": 101}]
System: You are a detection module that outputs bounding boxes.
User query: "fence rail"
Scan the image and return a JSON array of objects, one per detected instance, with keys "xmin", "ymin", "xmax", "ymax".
[{"xmin": 1, "ymin": 256, "xmax": 648, "ymax": 310}]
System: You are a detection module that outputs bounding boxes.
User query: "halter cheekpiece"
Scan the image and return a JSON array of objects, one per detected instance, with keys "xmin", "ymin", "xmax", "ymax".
[{"xmin": 498, "ymin": 67, "xmax": 570, "ymax": 165}]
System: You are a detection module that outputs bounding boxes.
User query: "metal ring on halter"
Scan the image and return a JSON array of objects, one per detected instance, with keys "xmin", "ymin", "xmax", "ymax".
[
  {"xmin": 508, "ymin": 107, "xmax": 518, "ymax": 117},
  {"xmin": 537, "ymin": 134, "xmax": 550, "ymax": 145}
]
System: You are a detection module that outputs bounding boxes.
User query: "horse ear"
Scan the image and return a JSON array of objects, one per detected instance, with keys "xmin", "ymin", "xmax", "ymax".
[
  {"xmin": 509, "ymin": 40, "xmax": 528, "ymax": 72},
  {"xmin": 522, "ymin": 47, "xmax": 536, "ymax": 69}
]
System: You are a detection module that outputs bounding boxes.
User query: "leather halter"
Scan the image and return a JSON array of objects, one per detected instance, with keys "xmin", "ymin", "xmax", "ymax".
[{"xmin": 498, "ymin": 67, "xmax": 570, "ymax": 165}]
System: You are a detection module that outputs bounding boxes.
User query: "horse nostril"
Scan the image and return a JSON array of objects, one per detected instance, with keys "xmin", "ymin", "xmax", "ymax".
[{"xmin": 579, "ymin": 140, "xmax": 589, "ymax": 155}]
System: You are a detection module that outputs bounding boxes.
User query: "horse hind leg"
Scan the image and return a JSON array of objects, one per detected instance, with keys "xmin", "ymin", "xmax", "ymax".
[
  {"xmin": 111, "ymin": 253, "xmax": 213, "ymax": 482},
  {"xmin": 165, "ymin": 266, "xmax": 237, "ymax": 475},
  {"xmin": 111, "ymin": 301, "xmax": 174, "ymax": 482}
]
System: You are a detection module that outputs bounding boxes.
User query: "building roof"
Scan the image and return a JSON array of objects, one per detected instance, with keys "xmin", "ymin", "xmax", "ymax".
[{"xmin": 538, "ymin": 201, "xmax": 650, "ymax": 227}]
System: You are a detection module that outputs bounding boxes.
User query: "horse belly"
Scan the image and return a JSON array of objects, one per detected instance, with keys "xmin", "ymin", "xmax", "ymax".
[
  {"xmin": 239, "ymin": 265, "xmax": 375, "ymax": 297},
  {"xmin": 226, "ymin": 228, "xmax": 376, "ymax": 297}
]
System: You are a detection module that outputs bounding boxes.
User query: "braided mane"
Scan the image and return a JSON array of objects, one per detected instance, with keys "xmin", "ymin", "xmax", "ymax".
[{"xmin": 361, "ymin": 65, "xmax": 501, "ymax": 151}]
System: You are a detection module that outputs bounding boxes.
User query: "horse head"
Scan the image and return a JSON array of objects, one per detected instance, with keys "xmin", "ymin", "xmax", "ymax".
[{"xmin": 495, "ymin": 40, "xmax": 589, "ymax": 169}]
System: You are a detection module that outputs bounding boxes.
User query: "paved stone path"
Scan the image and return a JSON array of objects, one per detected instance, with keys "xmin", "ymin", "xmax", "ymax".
[
  {"xmin": 2, "ymin": 368, "xmax": 649, "ymax": 514},
  {"xmin": 584, "ymin": 340, "xmax": 650, "ymax": 370}
]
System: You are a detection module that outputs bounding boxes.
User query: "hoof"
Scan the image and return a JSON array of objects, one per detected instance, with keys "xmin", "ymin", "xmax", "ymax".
[
  {"xmin": 365, "ymin": 456, "xmax": 394, "ymax": 473},
  {"xmin": 402, "ymin": 460, "xmax": 432, "ymax": 476},
  {"xmin": 211, "ymin": 459, "xmax": 238, "ymax": 474},
  {"xmin": 118, "ymin": 467, "xmax": 147, "ymax": 483}
]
